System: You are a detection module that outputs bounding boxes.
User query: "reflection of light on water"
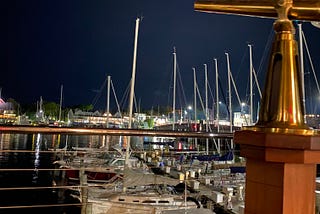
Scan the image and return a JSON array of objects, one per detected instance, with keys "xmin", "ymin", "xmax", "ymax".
[
  {"xmin": 102, "ymin": 135, "xmax": 106, "ymax": 148},
  {"xmin": 0, "ymin": 134, "xmax": 5, "ymax": 162},
  {"xmin": 32, "ymin": 133, "xmax": 41, "ymax": 184}
]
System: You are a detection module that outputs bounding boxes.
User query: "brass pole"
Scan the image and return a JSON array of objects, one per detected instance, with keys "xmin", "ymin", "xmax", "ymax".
[
  {"xmin": 256, "ymin": 16, "xmax": 306, "ymax": 129},
  {"xmin": 194, "ymin": 0, "xmax": 320, "ymax": 134}
]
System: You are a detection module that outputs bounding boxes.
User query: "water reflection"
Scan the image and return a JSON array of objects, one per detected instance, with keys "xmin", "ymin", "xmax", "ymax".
[
  {"xmin": 0, "ymin": 132, "xmax": 144, "ymax": 213},
  {"xmin": 32, "ymin": 133, "xmax": 41, "ymax": 184},
  {"xmin": 0, "ymin": 133, "xmax": 81, "ymax": 214}
]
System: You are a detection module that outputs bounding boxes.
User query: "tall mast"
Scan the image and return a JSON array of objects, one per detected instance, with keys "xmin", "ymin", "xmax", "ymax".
[
  {"xmin": 225, "ymin": 53, "xmax": 232, "ymax": 132},
  {"xmin": 204, "ymin": 63, "xmax": 209, "ymax": 155},
  {"xmin": 193, "ymin": 67, "xmax": 197, "ymax": 126},
  {"xmin": 193, "ymin": 67, "xmax": 198, "ymax": 149},
  {"xmin": 248, "ymin": 44, "xmax": 253, "ymax": 125},
  {"xmin": 298, "ymin": 23, "xmax": 306, "ymax": 121},
  {"xmin": 59, "ymin": 84, "xmax": 63, "ymax": 122},
  {"xmin": 172, "ymin": 47, "xmax": 177, "ymax": 131},
  {"xmin": 105, "ymin": 76, "xmax": 111, "ymax": 151},
  {"xmin": 126, "ymin": 17, "xmax": 140, "ymax": 167},
  {"xmin": 106, "ymin": 76, "xmax": 111, "ymax": 128},
  {"xmin": 214, "ymin": 58, "xmax": 219, "ymax": 133},
  {"xmin": 36, "ymin": 101, "xmax": 39, "ymax": 114},
  {"xmin": 39, "ymin": 96, "xmax": 43, "ymax": 113},
  {"xmin": 214, "ymin": 58, "xmax": 221, "ymax": 154}
]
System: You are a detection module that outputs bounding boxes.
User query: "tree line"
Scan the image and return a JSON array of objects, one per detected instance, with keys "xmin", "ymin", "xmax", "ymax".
[{"xmin": 6, "ymin": 98, "xmax": 174, "ymax": 122}]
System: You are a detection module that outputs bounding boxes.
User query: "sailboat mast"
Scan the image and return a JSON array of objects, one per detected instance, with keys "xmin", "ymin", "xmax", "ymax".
[
  {"xmin": 225, "ymin": 53, "xmax": 232, "ymax": 132},
  {"xmin": 105, "ymin": 76, "xmax": 111, "ymax": 150},
  {"xmin": 59, "ymin": 84, "xmax": 63, "ymax": 122},
  {"xmin": 205, "ymin": 64, "xmax": 208, "ymax": 125},
  {"xmin": 193, "ymin": 67, "xmax": 198, "ymax": 149},
  {"xmin": 126, "ymin": 17, "xmax": 140, "ymax": 166},
  {"xmin": 36, "ymin": 101, "xmax": 39, "ymax": 114},
  {"xmin": 298, "ymin": 23, "xmax": 306, "ymax": 119},
  {"xmin": 106, "ymin": 76, "xmax": 111, "ymax": 128},
  {"xmin": 214, "ymin": 58, "xmax": 219, "ymax": 133},
  {"xmin": 40, "ymin": 96, "xmax": 42, "ymax": 111},
  {"xmin": 173, "ymin": 47, "xmax": 177, "ymax": 131},
  {"xmin": 193, "ymin": 67, "xmax": 197, "ymax": 126},
  {"xmin": 204, "ymin": 63, "xmax": 209, "ymax": 155},
  {"xmin": 214, "ymin": 58, "xmax": 221, "ymax": 154},
  {"xmin": 248, "ymin": 44, "xmax": 253, "ymax": 125}
]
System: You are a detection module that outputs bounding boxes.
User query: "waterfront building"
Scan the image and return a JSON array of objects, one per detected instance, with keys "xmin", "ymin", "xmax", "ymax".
[{"xmin": 0, "ymin": 98, "xmax": 16, "ymax": 124}]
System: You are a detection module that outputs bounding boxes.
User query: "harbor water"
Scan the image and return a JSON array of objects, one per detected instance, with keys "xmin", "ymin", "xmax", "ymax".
[
  {"xmin": 0, "ymin": 133, "xmax": 97, "ymax": 214},
  {"xmin": 2, "ymin": 132, "xmax": 320, "ymax": 214}
]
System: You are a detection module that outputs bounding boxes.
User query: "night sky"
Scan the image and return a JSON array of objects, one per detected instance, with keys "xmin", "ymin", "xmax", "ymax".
[{"xmin": 2, "ymin": 1, "xmax": 320, "ymax": 114}]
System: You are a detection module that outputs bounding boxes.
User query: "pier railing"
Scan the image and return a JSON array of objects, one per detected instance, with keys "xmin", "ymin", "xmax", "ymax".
[
  {"xmin": 0, "ymin": 125, "xmax": 234, "ymax": 138},
  {"xmin": 0, "ymin": 125, "xmax": 236, "ymax": 213}
]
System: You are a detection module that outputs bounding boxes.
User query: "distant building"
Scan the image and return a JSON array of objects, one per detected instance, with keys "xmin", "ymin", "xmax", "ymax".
[
  {"xmin": 0, "ymin": 98, "xmax": 16, "ymax": 124},
  {"xmin": 68, "ymin": 109, "xmax": 130, "ymax": 128},
  {"xmin": 233, "ymin": 112, "xmax": 251, "ymax": 127}
]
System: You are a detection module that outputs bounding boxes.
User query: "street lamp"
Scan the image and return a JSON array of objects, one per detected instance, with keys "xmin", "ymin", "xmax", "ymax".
[
  {"xmin": 185, "ymin": 105, "xmax": 193, "ymax": 122},
  {"xmin": 241, "ymin": 102, "xmax": 247, "ymax": 114},
  {"xmin": 219, "ymin": 101, "xmax": 228, "ymax": 120}
]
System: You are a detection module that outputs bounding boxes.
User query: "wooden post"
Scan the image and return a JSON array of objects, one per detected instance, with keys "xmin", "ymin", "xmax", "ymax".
[
  {"xmin": 80, "ymin": 159, "xmax": 88, "ymax": 214},
  {"xmin": 235, "ymin": 130, "xmax": 320, "ymax": 214}
]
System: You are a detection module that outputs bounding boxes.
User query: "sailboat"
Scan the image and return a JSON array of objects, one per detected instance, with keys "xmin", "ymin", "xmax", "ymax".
[
  {"xmin": 52, "ymin": 144, "xmax": 141, "ymax": 184},
  {"xmin": 52, "ymin": 84, "xmax": 65, "ymax": 127},
  {"xmin": 86, "ymin": 187, "xmax": 202, "ymax": 214},
  {"xmin": 70, "ymin": 18, "xmax": 208, "ymax": 214},
  {"xmin": 35, "ymin": 96, "xmax": 48, "ymax": 125}
]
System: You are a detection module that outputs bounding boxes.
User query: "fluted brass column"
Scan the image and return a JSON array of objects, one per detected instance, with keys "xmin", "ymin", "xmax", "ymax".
[
  {"xmin": 194, "ymin": 1, "xmax": 320, "ymax": 214},
  {"xmin": 256, "ymin": 10, "xmax": 306, "ymax": 129},
  {"xmin": 195, "ymin": 0, "xmax": 320, "ymax": 133}
]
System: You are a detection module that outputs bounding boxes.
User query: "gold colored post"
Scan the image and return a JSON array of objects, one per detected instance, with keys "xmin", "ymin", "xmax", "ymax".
[
  {"xmin": 194, "ymin": 2, "xmax": 320, "ymax": 213},
  {"xmin": 256, "ymin": 18, "xmax": 306, "ymax": 129},
  {"xmin": 257, "ymin": 1, "xmax": 306, "ymax": 129},
  {"xmin": 194, "ymin": 0, "xmax": 320, "ymax": 134}
]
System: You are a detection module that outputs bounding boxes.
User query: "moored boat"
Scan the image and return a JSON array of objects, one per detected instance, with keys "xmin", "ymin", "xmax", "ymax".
[
  {"xmin": 58, "ymin": 155, "xmax": 140, "ymax": 184},
  {"xmin": 53, "ymin": 146, "xmax": 141, "ymax": 184}
]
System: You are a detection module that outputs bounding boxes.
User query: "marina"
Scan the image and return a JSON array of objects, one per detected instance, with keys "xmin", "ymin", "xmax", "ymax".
[
  {"xmin": 0, "ymin": 127, "xmax": 244, "ymax": 214},
  {"xmin": 2, "ymin": 0, "xmax": 320, "ymax": 213}
]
